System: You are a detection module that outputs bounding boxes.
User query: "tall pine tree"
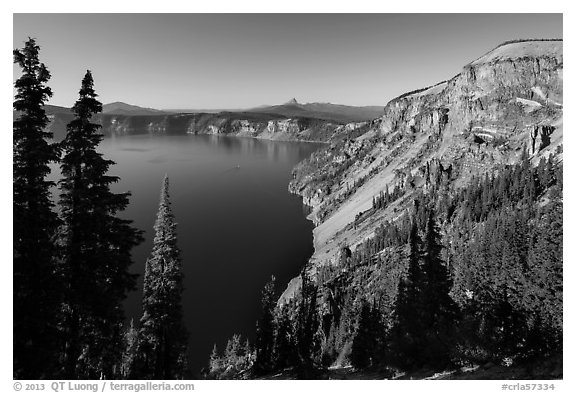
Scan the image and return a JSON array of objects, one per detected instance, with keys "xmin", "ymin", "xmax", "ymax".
[
  {"xmin": 58, "ymin": 70, "xmax": 143, "ymax": 378},
  {"xmin": 208, "ymin": 344, "xmax": 222, "ymax": 377},
  {"xmin": 419, "ymin": 212, "xmax": 459, "ymax": 368},
  {"xmin": 254, "ymin": 275, "xmax": 277, "ymax": 374},
  {"xmin": 137, "ymin": 175, "xmax": 189, "ymax": 379},
  {"xmin": 294, "ymin": 262, "xmax": 322, "ymax": 377},
  {"xmin": 13, "ymin": 38, "xmax": 61, "ymax": 379},
  {"xmin": 389, "ymin": 220, "xmax": 425, "ymax": 368},
  {"xmin": 350, "ymin": 300, "xmax": 384, "ymax": 369},
  {"xmin": 121, "ymin": 319, "xmax": 139, "ymax": 378},
  {"xmin": 273, "ymin": 303, "xmax": 296, "ymax": 370}
]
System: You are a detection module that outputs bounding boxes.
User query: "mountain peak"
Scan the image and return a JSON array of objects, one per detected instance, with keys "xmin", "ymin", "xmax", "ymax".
[{"xmin": 285, "ymin": 98, "xmax": 299, "ymax": 105}]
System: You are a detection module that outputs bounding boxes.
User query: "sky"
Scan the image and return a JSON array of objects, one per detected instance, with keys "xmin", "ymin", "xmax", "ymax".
[{"xmin": 13, "ymin": 13, "xmax": 562, "ymax": 110}]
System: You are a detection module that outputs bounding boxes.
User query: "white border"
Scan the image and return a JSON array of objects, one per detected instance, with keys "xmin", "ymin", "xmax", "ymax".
[{"xmin": 3, "ymin": 4, "xmax": 572, "ymax": 393}]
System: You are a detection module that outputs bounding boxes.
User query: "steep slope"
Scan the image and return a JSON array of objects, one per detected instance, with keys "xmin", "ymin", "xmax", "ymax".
[{"xmin": 282, "ymin": 39, "xmax": 563, "ymax": 301}]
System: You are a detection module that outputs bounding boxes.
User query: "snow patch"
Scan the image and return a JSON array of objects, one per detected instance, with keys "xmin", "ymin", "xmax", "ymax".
[{"xmin": 516, "ymin": 97, "xmax": 542, "ymax": 107}]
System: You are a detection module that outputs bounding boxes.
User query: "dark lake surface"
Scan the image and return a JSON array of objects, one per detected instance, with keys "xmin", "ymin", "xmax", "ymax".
[{"xmin": 83, "ymin": 134, "xmax": 321, "ymax": 376}]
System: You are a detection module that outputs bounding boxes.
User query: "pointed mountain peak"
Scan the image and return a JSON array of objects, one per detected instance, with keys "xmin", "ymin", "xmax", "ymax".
[{"xmin": 285, "ymin": 98, "xmax": 299, "ymax": 105}]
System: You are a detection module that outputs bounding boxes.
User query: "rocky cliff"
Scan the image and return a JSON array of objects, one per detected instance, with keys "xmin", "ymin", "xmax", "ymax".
[
  {"xmin": 46, "ymin": 110, "xmax": 356, "ymax": 143},
  {"xmin": 45, "ymin": 102, "xmax": 382, "ymax": 144},
  {"xmin": 281, "ymin": 39, "xmax": 563, "ymax": 302}
]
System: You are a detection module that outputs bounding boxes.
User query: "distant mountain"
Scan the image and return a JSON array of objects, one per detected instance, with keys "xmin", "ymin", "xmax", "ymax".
[
  {"xmin": 102, "ymin": 102, "xmax": 171, "ymax": 116},
  {"xmin": 44, "ymin": 104, "xmax": 73, "ymax": 115},
  {"xmin": 246, "ymin": 98, "xmax": 384, "ymax": 123},
  {"xmin": 164, "ymin": 108, "xmax": 226, "ymax": 114},
  {"xmin": 44, "ymin": 99, "xmax": 382, "ymax": 124},
  {"xmin": 39, "ymin": 99, "xmax": 382, "ymax": 141},
  {"xmin": 40, "ymin": 102, "xmax": 169, "ymax": 117}
]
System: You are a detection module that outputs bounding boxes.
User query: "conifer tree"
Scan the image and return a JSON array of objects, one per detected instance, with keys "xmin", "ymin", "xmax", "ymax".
[
  {"xmin": 58, "ymin": 70, "xmax": 143, "ymax": 378},
  {"xmin": 273, "ymin": 304, "xmax": 296, "ymax": 369},
  {"xmin": 420, "ymin": 212, "xmax": 459, "ymax": 367},
  {"xmin": 421, "ymin": 212, "xmax": 458, "ymax": 321},
  {"xmin": 389, "ymin": 220, "xmax": 425, "ymax": 369},
  {"xmin": 121, "ymin": 319, "xmax": 139, "ymax": 378},
  {"xmin": 350, "ymin": 301, "xmax": 375, "ymax": 369},
  {"xmin": 13, "ymin": 37, "xmax": 61, "ymax": 379},
  {"xmin": 208, "ymin": 344, "xmax": 222, "ymax": 377},
  {"xmin": 242, "ymin": 339, "xmax": 253, "ymax": 369},
  {"xmin": 254, "ymin": 275, "xmax": 277, "ymax": 374},
  {"xmin": 224, "ymin": 334, "xmax": 243, "ymax": 370},
  {"xmin": 137, "ymin": 175, "xmax": 188, "ymax": 379},
  {"xmin": 294, "ymin": 263, "xmax": 322, "ymax": 377}
]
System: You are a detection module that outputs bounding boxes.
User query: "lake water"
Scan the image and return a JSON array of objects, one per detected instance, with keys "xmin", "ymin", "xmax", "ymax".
[{"xmin": 88, "ymin": 134, "xmax": 321, "ymax": 376}]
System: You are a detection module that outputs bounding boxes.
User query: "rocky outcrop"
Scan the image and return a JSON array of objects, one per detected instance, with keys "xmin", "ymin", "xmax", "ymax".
[
  {"xmin": 265, "ymin": 119, "xmax": 303, "ymax": 135},
  {"xmin": 529, "ymin": 124, "xmax": 555, "ymax": 155},
  {"xmin": 381, "ymin": 41, "xmax": 562, "ymax": 141}
]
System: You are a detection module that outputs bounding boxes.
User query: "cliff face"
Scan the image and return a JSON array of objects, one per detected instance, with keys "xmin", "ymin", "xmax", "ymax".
[
  {"xmin": 281, "ymin": 39, "xmax": 563, "ymax": 302},
  {"xmin": 47, "ymin": 110, "xmax": 363, "ymax": 143}
]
